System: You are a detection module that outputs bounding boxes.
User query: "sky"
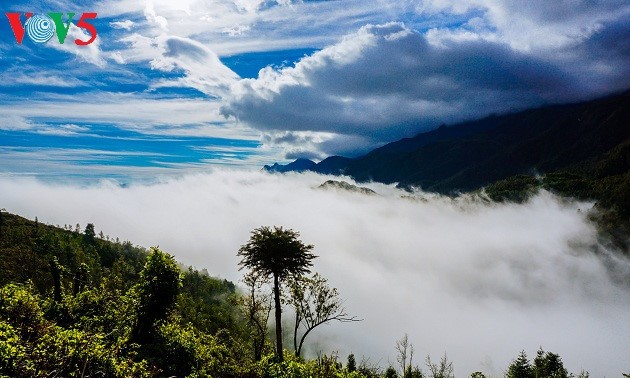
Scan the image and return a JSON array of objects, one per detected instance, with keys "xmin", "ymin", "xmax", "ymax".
[{"xmin": 0, "ymin": 0, "xmax": 629, "ymax": 180}]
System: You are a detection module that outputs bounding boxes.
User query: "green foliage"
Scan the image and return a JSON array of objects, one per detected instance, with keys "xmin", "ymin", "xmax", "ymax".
[
  {"xmin": 73, "ymin": 262, "xmax": 89, "ymax": 296},
  {"xmin": 0, "ymin": 212, "xmax": 270, "ymax": 377},
  {"xmin": 533, "ymin": 348, "xmax": 568, "ymax": 378},
  {"xmin": 0, "ymin": 283, "xmax": 46, "ymax": 341},
  {"xmin": 238, "ymin": 226, "xmax": 317, "ymax": 280},
  {"xmin": 29, "ymin": 326, "xmax": 134, "ymax": 377},
  {"xmin": 50, "ymin": 256, "xmax": 64, "ymax": 303},
  {"xmin": 347, "ymin": 353, "xmax": 357, "ymax": 372},
  {"xmin": 0, "ymin": 213, "xmax": 149, "ymax": 295},
  {"xmin": 152, "ymin": 321, "xmax": 231, "ymax": 377},
  {"xmin": 408, "ymin": 366, "xmax": 424, "ymax": 378},
  {"xmin": 257, "ymin": 352, "xmax": 366, "ymax": 378},
  {"xmin": 83, "ymin": 223, "xmax": 96, "ymax": 247},
  {"xmin": 506, "ymin": 351, "xmax": 534, "ymax": 378},
  {"xmin": 0, "ymin": 282, "xmax": 150, "ymax": 377},
  {"xmin": 0, "ymin": 320, "xmax": 25, "ymax": 376},
  {"xmin": 178, "ymin": 267, "xmax": 239, "ymax": 335},
  {"xmin": 132, "ymin": 247, "xmax": 182, "ymax": 344},
  {"xmin": 385, "ymin": 366, "xmax": 399, "ymax": 378}
]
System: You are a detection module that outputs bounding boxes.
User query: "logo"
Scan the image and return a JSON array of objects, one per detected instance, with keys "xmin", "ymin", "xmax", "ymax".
[{"xmin": 6, "ymin": 12, "xmax": 98, "ymax": 45}]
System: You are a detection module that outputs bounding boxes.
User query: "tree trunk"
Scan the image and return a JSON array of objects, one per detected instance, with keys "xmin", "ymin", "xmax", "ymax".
[{"xmin": 273, "ymin": 273, "xmax": 283, "ymax": 362}]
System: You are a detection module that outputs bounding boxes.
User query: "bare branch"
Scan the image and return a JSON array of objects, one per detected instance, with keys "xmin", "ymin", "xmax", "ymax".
[{"xmin": 285, "ymin": 273, "xmax": 361, "ymax": 357}]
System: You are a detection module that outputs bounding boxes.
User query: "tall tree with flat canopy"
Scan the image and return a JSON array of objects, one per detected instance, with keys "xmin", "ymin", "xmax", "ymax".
[{"xmin": 237, "ymin": 226, "xmax": 316, "ymax": 362}]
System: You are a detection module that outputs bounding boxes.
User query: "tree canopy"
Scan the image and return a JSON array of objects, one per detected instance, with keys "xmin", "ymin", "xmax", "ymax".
[{"xmin": 237, "ymin": 226, "xmax": 316, "ymax": 279}]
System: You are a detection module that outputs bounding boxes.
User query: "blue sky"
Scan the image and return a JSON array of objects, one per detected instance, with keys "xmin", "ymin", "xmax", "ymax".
[{"xmin": 0, "ymin": 0, "xmax": 628, "ymax": 181}]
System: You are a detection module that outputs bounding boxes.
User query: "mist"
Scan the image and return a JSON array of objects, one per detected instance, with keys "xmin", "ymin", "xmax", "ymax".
[{"xmin": 1, "ymin": 170, "xmax": 628, "ymax": 377}]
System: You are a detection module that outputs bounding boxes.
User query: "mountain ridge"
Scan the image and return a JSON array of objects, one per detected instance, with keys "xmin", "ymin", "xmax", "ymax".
[{"xmin": 264, "ymin": 90, "xmax": 630, "ymax": 193}]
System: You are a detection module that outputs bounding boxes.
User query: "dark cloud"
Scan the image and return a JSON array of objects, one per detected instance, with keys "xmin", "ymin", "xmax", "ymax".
[
  {"xmin": 564, "ymin": 18, "xmax": 630, "ymax": 97},
  {"xmin": 223, "ymin": 18, "xmax": 629, "ymax": 156},
  {"xmin": 285, "ymin": 149, "xmax": 321, "ymax": 160}
]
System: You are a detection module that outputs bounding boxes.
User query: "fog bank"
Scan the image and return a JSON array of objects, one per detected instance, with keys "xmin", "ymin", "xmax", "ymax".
[{"xmin": 1, "ymin": 170, "xmax": 628, "ymax": 376}]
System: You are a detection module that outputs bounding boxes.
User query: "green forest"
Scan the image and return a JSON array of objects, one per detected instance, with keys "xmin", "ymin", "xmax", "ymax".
[{"xmin": 0, "ymin": 210, "xmax": 623, "ymax": 377}]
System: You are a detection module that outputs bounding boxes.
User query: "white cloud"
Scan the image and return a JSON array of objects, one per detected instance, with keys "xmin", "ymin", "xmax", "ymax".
[
  {"xmin": 110, "ymin": 20, "xmax": 135, "ymax": 30},
  {"xmin": 48, "ymin": 23, "xmax": 106, "ymax": 68},
  {"xmin": 0, "ymin": 93, "xmax": 255, "ymax": 139},
  {"xmin": 35, "ymin": 123, "xmax": 91, "ymax": 136},
  {"xmin": 144, "ymin": 0, "xmax": 169, "ymax": 31},
  {"xmin": 0, "ymin": 117, "xmax": 91, "ymax": 136},
  {"xmin": 0, "ymin": 115, "xmax": 37, "ymax": 131},
  {"xmin": 0, "ymin": 72, "xmax": 87, "ymax": 88},
  {"xmin": 0, "ymin": 170, "xmax": 628, "ymax": 376},
  {"xmin": 149, "ymin": 36, "xmax": 240, "ymax": 96}
]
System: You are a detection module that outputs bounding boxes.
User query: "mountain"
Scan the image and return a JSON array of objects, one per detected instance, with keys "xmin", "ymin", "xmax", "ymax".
[
  {"xmin": 264, "ymin": 158, "xmax": 316, "ymax": 173},
  {"xmin": 267, "ymin": 90, "xmax": 630, "ymax": 193},
  {"xmin": 265, "ymin": 91, "xmax": 630, "ymax": 248}
]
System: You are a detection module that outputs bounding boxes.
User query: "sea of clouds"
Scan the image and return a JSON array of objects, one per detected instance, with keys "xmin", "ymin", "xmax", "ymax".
[{"xmin": 1, "ymin": 170, "xmax": 628, "ymax": 376}]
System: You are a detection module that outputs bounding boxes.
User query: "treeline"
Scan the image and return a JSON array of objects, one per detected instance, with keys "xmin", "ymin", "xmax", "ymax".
[{"xmin": 0, "ymin": 211, "xmax": 624, "ymax": 377}]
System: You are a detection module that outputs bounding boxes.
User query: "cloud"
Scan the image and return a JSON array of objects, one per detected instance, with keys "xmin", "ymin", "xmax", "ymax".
[
  {"xmin": 0, "ymin": 93, "xmax": 253, "ymax": 138},
  {"xmin": 110, "ymin": 20, "xmax": 135, "ymax": 30},
  {"xmin": 0, "ymin": 72, "xmax": 88, "ymax": 88},
  {"xmin": 0, "ymin": 115, "xmax": 37, "ymax": 131},
  {"xmin": 18, "ymin": 0, "xmax": 623, "ymax": 163},
  {"xmin": 150, "ymin": 36, "xmax": 240, "ymax": 96},
  {"xmin": 0, "ymin": 170, "xmax": 628, "ymax": 376},
  {"xmin": 223, "ymin": 18, "xmax": 629, "ymax": 157},
  {"xmin": 48, "ymin": 23, "xmax": 106, "ymax": 68},
  {"xmin": 0, "ymin": 116, "xmax": 92, "ymax": 136}
]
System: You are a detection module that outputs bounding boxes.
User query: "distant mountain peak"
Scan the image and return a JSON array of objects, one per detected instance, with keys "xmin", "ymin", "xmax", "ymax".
[{"xmin": 263, "ymin": 158, "xmax": 316, "ymax": 173}]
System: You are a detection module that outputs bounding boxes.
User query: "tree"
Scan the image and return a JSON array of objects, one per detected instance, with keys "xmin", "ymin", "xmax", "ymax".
[
  {"xmin": 285, "ymin": 273, "xmax": 359, "ymax": 357},
  {"xmin": 49, "ymin": 256, "xmax": 64, "ymax": 303},
  {"xmin": 385, "ymin": 366, "xmax": 399, "ymax": 378},
  {"xmin": 396, "ymin": 333, "xmax": 414, "ymax": 376},
  {"xmin": 533, "ymin": 348, "xmax": 568, "ymax": 378},
  {"xmin": 131, "ymin": 247, "xmax": 182, "ymax": 344},
  {"xmin": 237, "ymin": 226, "xmax": 316, "ymax": 362},
  {"xmin": 506, "ymin": 351, "xmax": 534, "ymax": 378},
  {"xmin": 426, "ymin": 354, "xmax": 454, "ymax": 378},
  {"xmin": 83, "ymin": 223, "xmax": 96, "ymax": 247},
  {"xmin": 72, "ymin": 263, "xmax": 89, "ymax": 296},
  {"xmin": 0, "ymin": 208, "xmax": 5, "ymax": 238},
  {"xmin": 347, "ymin": 353, "xmax": 357, "ymax": 372},
  {"xmin": 240, "ymin": 271, "xmax": 272, "ymax": 361},
  {"xmin": 409, "ymin": 366, "xmax": 424, "ymax": 378}
]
